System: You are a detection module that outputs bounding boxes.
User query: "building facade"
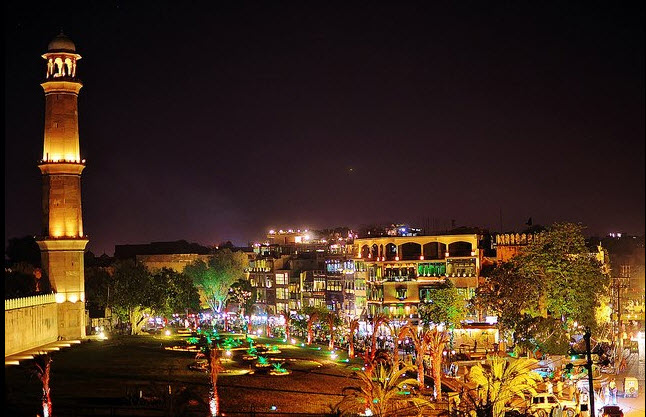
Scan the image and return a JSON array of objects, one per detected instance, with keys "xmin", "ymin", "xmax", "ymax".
[{"xmin": 354, "ymin": 234, "xmax": 486, "ymax": 323}]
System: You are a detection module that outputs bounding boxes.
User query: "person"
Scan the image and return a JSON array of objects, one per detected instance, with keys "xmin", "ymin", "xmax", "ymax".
[
  {"xmin": 566, "ymin": 382, "xmax": 575, "ymax": 401},
  {"xmin": 546, "ymin": 379, "xmax": 553, "ymax": 394},
  {"xmin": 603, "ymin": 385, "xmax": 610, "ymax": 405},
  {"xmin": 619, "ymin": 357, "xmax": 627, "ymax": 372},
  {"xmin": 556, "ymin": 380, "xmax": 563, "ymax": 398},
  {"xmin": 609, "ymin": 379, "xmax": 617, "ymax": 405}
]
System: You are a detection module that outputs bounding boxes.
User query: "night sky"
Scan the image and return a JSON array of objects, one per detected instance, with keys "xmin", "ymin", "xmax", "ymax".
[{"xmin": 5, "ymin": 2, "xmax": 644, "ymax": 256}]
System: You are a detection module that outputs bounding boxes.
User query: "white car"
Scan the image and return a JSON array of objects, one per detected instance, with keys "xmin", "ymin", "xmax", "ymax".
[{"xmin": 528, "ymin": 393, "xmax": 576, "ymax": 417}]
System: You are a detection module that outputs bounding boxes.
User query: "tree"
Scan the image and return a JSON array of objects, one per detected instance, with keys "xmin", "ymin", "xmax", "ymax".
[
  {"xmin": 280, "ymin": 310, "xmax": 292, "ymax": 341},
  {"xmin": 336, "ymin": 362, "xmax": 432, "ymax": 416},
  {"xmin": 475, "ymin": 223, "xmax": 610, "ymax": 354},
  {"xmin": 206, "ymin": 345, "xmax": 224, "ymax": 416},
  {"xmin": 427, "ymin": 326, "xmax": 450, "ymax": 400},
  {"xmin": 397, "ymin": 324, "xmax": 433, "ymax": 390},
  {"xmin": 184, "ymin": 249, "xmax": 248, "ymax": 314},
  {"xmin": 110, "ymin": 260, "xmax": 156, "ymax": 334},
  {"xmin": 227, "ymin": 278, "xmax": 254, "ymax": 324},
  {"xmin": 153, "ymin": 268, "xmax": 201, "ymax": 316},
  {"xmin": 307, "ymin": 311, "xmax": 320, "ymax": 346},
  {"xmin": 32, "ymin": 354, "xmax": 53, "ymax": 417},
  {"xmin": 418, "ymin": 279, "xmax": 466, "ymax": 328},
  {"xmin": 474, "ymin": 261, "xmax": 541, "ymax": 342},
  {"xmin": 5, "ymin": 235, "xmax": 41, "ymax": 267},
  {"xmin": 5, "ymin": 263, "xmax": 52, "ymax": 299},
  {"xmin": 466, "ymin": 356, "xmax": 542, "ymax": 417},
  {"xmin": 515, "ymin": 222, "xmax": 610, "ymax": 330},
  {"xmin": 347, "ymin": 319, "xmax": 360, "ymax": 359},
  {"xmin": 84, "ymin": 266, "xmax": 112, "ymax": 309},
  {"xmin": 325, "ymin": 311, "xmax": 342, "ymax": 350}
]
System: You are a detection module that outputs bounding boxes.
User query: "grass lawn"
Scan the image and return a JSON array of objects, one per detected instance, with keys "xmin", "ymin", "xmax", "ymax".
[{"xmin": 5, "ymin": 333, "xmax": 365, "ymax": 416}]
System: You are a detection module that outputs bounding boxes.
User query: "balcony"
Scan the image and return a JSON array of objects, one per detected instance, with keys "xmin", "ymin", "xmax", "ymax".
[{"xmin": 383, "ymin": 275, "xmax": 416, "ymax": 282}]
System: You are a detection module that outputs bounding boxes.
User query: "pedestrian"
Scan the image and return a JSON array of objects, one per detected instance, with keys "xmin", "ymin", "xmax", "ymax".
[
  {"xmin": 619, "ymin": 357, "xmax": 627, "ymax": 372},
  {"xmin": 566, "ymin": 382, "xmax": 575, "ymax": 401},
  {"xmin": 609, "ymin": 379, "xmax": 617, "ymax": 405},
  {"xmin": 546, "ymin": 379, "xmax": 553, "ymax": 394},
  {"xmin": 603, "ymin": 385, "xmax": 610, "ymax": 405}
]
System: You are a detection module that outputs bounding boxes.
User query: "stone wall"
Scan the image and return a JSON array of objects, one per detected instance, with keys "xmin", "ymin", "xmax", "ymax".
[{"xmin": 5, "ymin": 296, "xmax": 59, "ymax": 357}]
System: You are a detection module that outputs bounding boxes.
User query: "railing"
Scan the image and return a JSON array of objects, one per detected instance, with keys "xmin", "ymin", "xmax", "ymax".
[
  {"xmin": 383, "ymin": 275, "xmax": 416, "ymax": 282},
  {"xmin": 5, "ymin": 293, "xmax": 57, "ymax": 310}
]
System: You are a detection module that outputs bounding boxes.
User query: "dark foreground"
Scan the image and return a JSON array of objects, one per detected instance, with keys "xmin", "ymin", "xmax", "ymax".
[{"xmin": 4, "ymin": 334, "xmax": 363, "ymax": 417}]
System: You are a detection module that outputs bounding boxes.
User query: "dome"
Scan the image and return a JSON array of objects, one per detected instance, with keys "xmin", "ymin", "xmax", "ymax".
[{"xmin": 47, "ymin": 32, "xmax": 76, "ymax": 53}]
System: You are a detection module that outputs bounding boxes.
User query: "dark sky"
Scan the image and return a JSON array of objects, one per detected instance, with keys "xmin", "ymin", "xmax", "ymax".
[{"xmin": 5, "ymin": 2, "xmax": 645, "ymax": 256}]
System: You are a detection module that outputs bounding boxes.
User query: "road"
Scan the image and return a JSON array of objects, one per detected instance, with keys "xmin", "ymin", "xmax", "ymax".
[{"xmin": 605, "ymin": 333, "xmax": 645, "ymax": 417}]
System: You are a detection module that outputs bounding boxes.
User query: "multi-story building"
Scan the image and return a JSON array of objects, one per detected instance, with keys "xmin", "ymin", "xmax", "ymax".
[
  {"xmin": 354, "ymin": 233, "xmax": 488, "ymax": 323},
  {"xmin": 300, "ymin": 270, "xmax": 327, "ymax": 309},
  {"xmin": 325, "ymin": 257, "xmax": 367, "ymax": 319}
]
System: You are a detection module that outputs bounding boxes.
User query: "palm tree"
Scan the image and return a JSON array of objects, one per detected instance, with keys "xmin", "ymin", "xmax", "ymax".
[
  {"xmin": 327, "ymin": 312, "xmax": 337, "ymax": 350},
  {"xmin": 280, "ymin": 310, "xmax": 291, "ymax": 341},
  {"xmin": 388, "ymin": 320, "xmax": 405, "ymax": 365},
  {"xmin": 466, "ymin": 356, "xmax": 542, "ymax": 417},
  {"xmin": 397, "ymin": 324, "xmax": 433, "ymax": 392},
  {"xmin": 427, "ymin": 326, "xmax": 450, "ymax": 401},
  {"xmin": 307, "ymin": 311, "xmax": 319, "ymax": 345},
  {"xmin": 369, "ymin": 314, "xmax": 390, "ymax": 356},
  {"xmin": 347, "ymin": 319, "xmax": 360, "ymax": 359},
  {"xmin": 336, "ymin": 361, "xmax": 433, "ymax": 416},
  {"xmin": 207, "ymin": 347, "xmax": 224, "ymax": 416},
  {"xmin": 33, "ymin": 354, "xmax": 53, "ymax": 417}
]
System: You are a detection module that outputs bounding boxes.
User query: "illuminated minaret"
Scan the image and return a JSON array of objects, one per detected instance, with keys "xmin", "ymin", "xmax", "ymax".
[{"xmin": 36, "ymin": 32, "xmax": 88, "ymax": 339}]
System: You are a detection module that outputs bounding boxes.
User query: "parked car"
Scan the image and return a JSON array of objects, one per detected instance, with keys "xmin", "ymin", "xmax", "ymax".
[
  {"xmin": 598, "ymin": 405, "xmax": 623, "ymax": 417},
  {"xmin": 527, "ymin": 393, "xmax": 576, "ymax": 417}
]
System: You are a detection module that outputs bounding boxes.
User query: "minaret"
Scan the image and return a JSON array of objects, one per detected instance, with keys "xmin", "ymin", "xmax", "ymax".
[{"xmin": 36, "ymin": 32, "xmax": 88, "ymax": 339}]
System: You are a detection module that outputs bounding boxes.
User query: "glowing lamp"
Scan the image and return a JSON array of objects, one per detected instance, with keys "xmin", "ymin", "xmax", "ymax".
[
  {"xmin": 395, "ymin": 256, "xmax": 399, "ymax": 261},
  {"xmin": 68, "ymin": 294, "xmax": 78, "ymax": 303},
  {"xmin": 55, "ymin": 293, "xmax": 66, "ymax": 303},
  {"xmin": 419, "ymin": 255, "xmax": 424, "ymax": 260}
]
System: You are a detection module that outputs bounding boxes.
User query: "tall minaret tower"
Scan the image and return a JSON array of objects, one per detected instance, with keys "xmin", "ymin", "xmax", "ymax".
[{"xmin": 36, "ymin": 32, "xmax": 88, "ymax": 339}]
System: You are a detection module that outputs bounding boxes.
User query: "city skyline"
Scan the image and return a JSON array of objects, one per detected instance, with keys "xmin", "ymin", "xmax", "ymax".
[{"xmin": 5, "ymin": 2, "xmax": 645, "ymax": 256}]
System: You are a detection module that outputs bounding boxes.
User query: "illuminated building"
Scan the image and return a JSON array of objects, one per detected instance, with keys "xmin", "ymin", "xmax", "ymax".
[
  {"xmin": 35, "ymin": 32, "xmax": 89, "ymax": 339},
  {"xmin": 354, "ymin": 233, "xmax": 489, "ymax": 323}
]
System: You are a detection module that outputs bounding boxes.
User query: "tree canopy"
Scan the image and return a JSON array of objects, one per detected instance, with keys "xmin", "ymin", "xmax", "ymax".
[
  {"xmin": 105, "ymin": 260, "xmax": 200, "ymax": 334},
  {"xmin": 227, "ymin": 278, "xmax": 254, "ymax": 315},
  {"xmin": 184, "ymin": 249, "xmax": 248, "ymax": 313},
  {"xmin": 418, "ymin": 280, "xmax": 465, "ymax": 327},
  {"xmin": 475, "ymin": 222, "xmax": 610, "ymax": 354}
]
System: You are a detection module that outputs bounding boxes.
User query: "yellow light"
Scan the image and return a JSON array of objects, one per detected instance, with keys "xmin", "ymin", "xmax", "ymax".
[
  {"xmin": 165, "ymin": 329, "xmax": 171, "ymax": 336},
  {"xmin": 68, "ymin": 294, "xmax": 78, "ymax": 303},
  {"xmin": 55, "ymin": 293, "xmax": 66, "ymax": 303}
]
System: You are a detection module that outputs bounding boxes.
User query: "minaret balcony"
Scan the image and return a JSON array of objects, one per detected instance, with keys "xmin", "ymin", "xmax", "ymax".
[{"xmin": 38, "ymin": 160, "xmax": 86, "ymax": 175}]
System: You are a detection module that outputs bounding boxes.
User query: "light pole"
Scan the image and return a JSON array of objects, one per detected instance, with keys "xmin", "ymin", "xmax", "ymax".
[{"xmin": 584, "ymin": 328, "xmax": 596, "ymax": 417}]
